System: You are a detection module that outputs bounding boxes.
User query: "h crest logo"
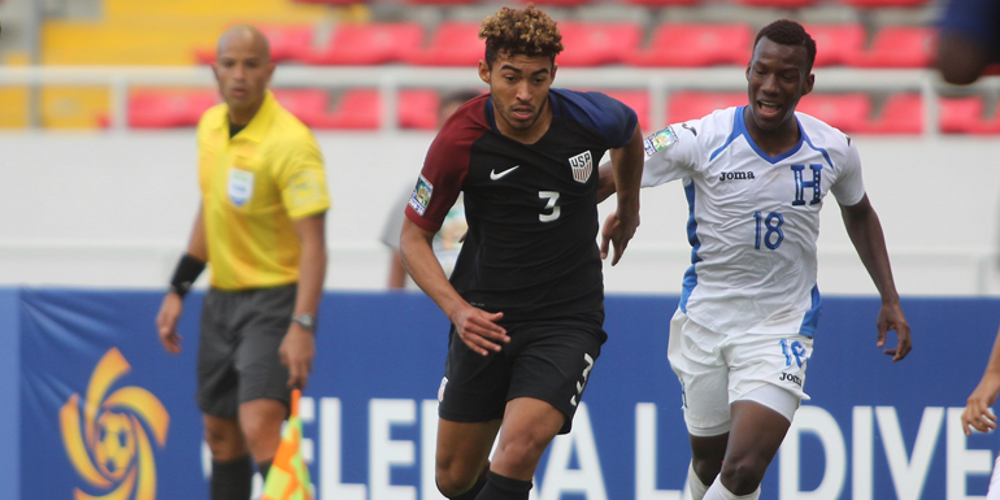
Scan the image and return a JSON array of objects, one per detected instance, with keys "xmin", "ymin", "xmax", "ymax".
[{"xmin": 569, "ymin": 150, "xmax": 593, "ymax": 184}]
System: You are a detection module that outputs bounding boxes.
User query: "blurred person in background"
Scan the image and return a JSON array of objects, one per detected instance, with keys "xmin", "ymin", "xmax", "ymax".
[
  {"xmin": 962, "ymin": 324, "xmax": 1000, "ymax": 500},
  {"xmin": 400, "ymin": 5, "xmax": 644, "ymax": 500},
  {"xmin": 154, "ymin": 24, "xmax": 329, "ymax": 500},
  {"xmin": 600, "ymin": 19, "xmax": 911, "ymax": 500},
  {"xmin": 382, "ymin": 89, "xmax": 482, "ymax": 289},
  {"xmin": 936, "ymin": 0, "xmax": 1000, "ymax": 84}
]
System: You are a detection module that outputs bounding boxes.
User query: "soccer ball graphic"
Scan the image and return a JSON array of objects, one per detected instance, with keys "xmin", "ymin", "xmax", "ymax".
[{"xmin": 93, "ymin": 412, "xmax": 136, "ymax": 477}]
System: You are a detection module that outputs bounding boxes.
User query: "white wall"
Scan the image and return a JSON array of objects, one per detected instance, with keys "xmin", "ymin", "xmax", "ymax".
[{"xmin": 3, "ymin": 130, "xmax": 999, "ymax": 296}]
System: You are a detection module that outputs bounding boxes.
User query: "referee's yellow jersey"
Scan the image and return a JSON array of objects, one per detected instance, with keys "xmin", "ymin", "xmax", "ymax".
[{"xmin": 197, "ymin": 90, "xmax": 330, "ymax": 290}]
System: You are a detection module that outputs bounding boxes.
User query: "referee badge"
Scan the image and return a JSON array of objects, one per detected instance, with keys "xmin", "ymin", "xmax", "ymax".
[
  {"xmin": 568, "ymin": 150, "xmax": 593, "ymax": 183},
  {"xmin": 228, "ymin": 168, "xmax": 255, "ymax": 207},
  {"xmin": 643, "ymin": 125, "xmax": 679, "ymax": 157}
]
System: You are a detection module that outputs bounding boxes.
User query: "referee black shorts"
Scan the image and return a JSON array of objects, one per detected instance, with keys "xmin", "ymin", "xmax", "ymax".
[
  {"xmin": 196, "ymin": 284, "xmax": 296, "ymax": 418},
  {"xmin": 437, "ymin": 311, "xmax": 607, "ymax": 434}
]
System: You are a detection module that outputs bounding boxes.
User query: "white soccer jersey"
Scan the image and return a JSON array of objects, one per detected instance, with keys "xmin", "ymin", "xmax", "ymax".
[{"xmin": 643, "ymin": 106, "xmax": 866, "ymax": 337}]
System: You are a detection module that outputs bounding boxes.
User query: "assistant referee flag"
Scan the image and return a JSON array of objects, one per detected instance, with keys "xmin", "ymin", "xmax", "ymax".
[{"xmin": 262, "ymin": 389, "xmax": 313, "ymax": 500}]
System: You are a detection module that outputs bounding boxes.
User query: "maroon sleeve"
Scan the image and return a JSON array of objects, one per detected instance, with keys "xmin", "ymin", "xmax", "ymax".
[{"xmin": 404, "ymin": 97, "xmax": 486, "ymax": 232}]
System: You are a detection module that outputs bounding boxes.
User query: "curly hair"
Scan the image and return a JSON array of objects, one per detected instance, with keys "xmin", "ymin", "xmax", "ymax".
[
  {"xmin": 754, "ymin": 19, "xmax": 816, "ymax": 72},
  {"xmin": 479, "ymin": 5, "xmax": 564, "ymax": 67}
]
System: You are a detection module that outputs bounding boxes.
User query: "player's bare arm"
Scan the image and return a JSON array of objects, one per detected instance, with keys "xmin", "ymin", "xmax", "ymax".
[
  {"xmin": 278, "ymin": 212, "xmax": 326, "ymax": 389},
  {"xmin": 600, "ymin": 123, "xmax": 643, "ymax": 266},
  {"xmin": 963, "ymin": 325, "xmax": 1000, "ymax": 435},
  {"xmin": 840, "ymin": 194, "xmax": 912, "ymax": 361},
  {"xmin": 400, "ymin": 217, "xmax": 509, "ymax": 356},
  {"xmin": 156, "ymin": 204, "xmax": 208, "ymax": 354}
]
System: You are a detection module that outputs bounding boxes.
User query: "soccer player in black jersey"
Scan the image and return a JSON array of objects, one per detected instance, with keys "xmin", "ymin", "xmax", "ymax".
[{"xmin": 399, "ymin": 5, "xmax": 644, "ymax": 500}]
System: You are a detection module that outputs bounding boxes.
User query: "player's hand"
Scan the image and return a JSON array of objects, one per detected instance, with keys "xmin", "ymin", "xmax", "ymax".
[
  {"xmin": 280, "ymin": 324, "xmax": 316, "ymax": 389},
  {"xmin": 155, "ymin": 292, "xmax": 184, "ymax": 354},
  {"xmin": 876, "ymin": 301, "xmax": 911, "ymax": 361},
  {"xmin": 600, "ymin": 210, "xmax": 640, "ymax": 266},
  {"xmin": 450, "ymin": 305, "xmax": 509, "ymax": 356},
  {"xmin": 962, "ymin": 375, "xmax": 1000, "ymax": 435}
]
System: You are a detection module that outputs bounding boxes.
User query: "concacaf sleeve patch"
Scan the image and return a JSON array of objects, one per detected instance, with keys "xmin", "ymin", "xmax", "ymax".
[
  {"xmin": 409, "ymin": 175, "xmax": 433, "ymax": 216},
  {"xmin": 643, "ymin": 125, "xmax": 679, "ymax": 157}
]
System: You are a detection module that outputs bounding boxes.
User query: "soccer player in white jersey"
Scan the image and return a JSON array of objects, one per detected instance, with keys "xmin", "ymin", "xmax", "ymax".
[{"xmin": 599, "ymin": 19, "xmax": 912, "ymax": 500}]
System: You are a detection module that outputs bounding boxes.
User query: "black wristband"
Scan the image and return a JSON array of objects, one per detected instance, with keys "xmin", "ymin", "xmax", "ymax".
[{"xmin": 169, "ymin": 254, "xmax": 206, "ymax": 299}]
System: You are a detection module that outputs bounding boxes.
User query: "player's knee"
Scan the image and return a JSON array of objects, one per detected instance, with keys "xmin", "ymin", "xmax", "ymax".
[
  {"xmin": 691, "ymin": 457, "xmax": 722, "ymax": 485},
  {"xmin": 719, "ymin": 458, "xmax": 766, "ymax": 494},
  {"xmin": 435, "ymin": 468, "xmax": 476, "ymax": 498}
]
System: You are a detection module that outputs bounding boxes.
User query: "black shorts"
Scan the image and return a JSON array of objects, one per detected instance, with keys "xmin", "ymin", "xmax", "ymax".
[
  {"xmin": 197, "ymin": 285, "xmax": 296, "ymax": 418},
  {"xmin": 437, "ymin": 311, "xmax": 606, "ymax": 434}
]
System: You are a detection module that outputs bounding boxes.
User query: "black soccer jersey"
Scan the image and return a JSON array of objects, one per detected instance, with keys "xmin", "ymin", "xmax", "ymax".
[{"xmin": 406, "ymin": 88, "xmax": 637, "ymax": 322}]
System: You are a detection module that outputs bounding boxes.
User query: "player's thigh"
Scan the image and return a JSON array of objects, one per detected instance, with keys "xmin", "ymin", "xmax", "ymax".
[
  {"xmin": 507, "ymin": 314, "xmax": 605, "ymax": 435},
  {"xmin": 436, "ymin": 418, "xmax": 501, "ymax": 481},
  {"xmin": 667, "ymin": 310, "xmax": 731, "ymax": 437},
  {"xmin": 725, "ymin": 333, "xmax": 813, "ymax": 417},
  {"xmin": 197, "ymin": 289, "xmax": 240, "ymax": 418},
  {"xmin": 438, "ymin": 325, "xmax": 511, "ymax": 426},
  {"xmin": 233, "ymin": 285, "xmax": 296, "ymax": 409}
]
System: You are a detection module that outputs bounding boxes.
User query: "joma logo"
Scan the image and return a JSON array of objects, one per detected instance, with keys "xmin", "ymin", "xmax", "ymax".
[{"xmin": 719, "ymin": 171, "xmax": 756, "ymax": 182}]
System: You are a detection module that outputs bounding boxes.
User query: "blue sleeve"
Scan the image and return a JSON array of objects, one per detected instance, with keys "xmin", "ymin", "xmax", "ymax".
[
  {"xmin": 551, "ymin": 89, "xmax": 638, "ymax": 149},
  {"xmin": 938, "ymin": 0, "xmax": 1000, "ymax": 46}
]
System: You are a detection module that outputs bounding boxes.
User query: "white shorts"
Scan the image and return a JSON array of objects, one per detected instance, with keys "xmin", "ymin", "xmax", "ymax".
[{"xmin": 668, "ymin": 309, "xmax": 813, "ymax": 437}]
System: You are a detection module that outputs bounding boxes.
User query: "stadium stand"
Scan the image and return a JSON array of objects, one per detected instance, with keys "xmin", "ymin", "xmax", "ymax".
[
  {"xmin": 940, "ymin": 96, "xmax": 1000, "ymax": 135},
  {"xmin": 797, "ymin": 92, "xmax": 871, "ymax": 132},
  {"xmin": 667, "ymin": 91, "xmax": 747, "ymax": 123},
  {"xmin": 301, "ymin": 22, "xmax": 425, "ymax": 65},
  {"xmin": 195, "ymin": 25, "xmax": 315, "ymax": 64},
  {"xmin": 402, "ymin": 21, "xmax": 483, "ymax": 66},
  {"xmin": 557, "ymin": 22, "xmax": 643, "ymax": 67},
  {"xmin": 847, "ymin": 26, "xmax": 936, "ymax": 68},
  {"xmin": 125, "ymin": 88, "xmax": 219, "ymax": 128},
  {"xmin": 802, "ymin": 23, "xmax": 865, "ymax": 67},
  {"xmin": 625, "ymin": 23, "xmax": 752, "ymax": 67},
  {"xmin": 859, "ymin": 92, "xmax": 923, "ymax": 133}
]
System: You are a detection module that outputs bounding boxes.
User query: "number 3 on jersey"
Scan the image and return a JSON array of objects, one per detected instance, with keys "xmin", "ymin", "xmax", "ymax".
[{"xmin": 539, "ymin": 191, "xmax": 561, "ymax": 222}]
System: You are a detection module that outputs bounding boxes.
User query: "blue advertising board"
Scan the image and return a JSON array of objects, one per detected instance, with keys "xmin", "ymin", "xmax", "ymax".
[{"xmin": 4, "ymin": 289, "xmax": 1000, "ymax": 499}]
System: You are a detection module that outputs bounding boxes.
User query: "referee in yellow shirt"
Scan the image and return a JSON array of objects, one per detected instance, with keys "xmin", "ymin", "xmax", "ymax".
[{"xmin": 155, "ymin": 25, "xmax": 329, "ymax": 500}]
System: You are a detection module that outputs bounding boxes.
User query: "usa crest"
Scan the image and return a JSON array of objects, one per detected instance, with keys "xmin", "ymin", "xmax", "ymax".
[{"xmin": 569, "ymin": 150, "xmax": 593, "ymax": 184}]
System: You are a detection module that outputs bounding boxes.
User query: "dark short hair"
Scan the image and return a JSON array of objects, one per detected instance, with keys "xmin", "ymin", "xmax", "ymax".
[
  {"xmin": 753, "ymin": 19, "xmax": 816, "ymax": 72},
  {"xmin": 440, "ymin": 89, "xmax": 482, "ymax": 109},
  {"xmin": 480, "ymin": 5, "xmax": 563, "ymax": 68}
]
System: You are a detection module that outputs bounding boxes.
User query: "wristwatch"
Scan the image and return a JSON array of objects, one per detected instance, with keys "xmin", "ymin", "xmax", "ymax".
[{"xmin": 291, "ymin": 312, "xmax": 316, "ymax": 331}]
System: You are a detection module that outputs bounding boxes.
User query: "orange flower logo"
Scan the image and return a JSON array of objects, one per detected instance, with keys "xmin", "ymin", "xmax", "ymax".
[{"xmin": 60, "ymin": 348, "xmax": 170, "ymax": 500}]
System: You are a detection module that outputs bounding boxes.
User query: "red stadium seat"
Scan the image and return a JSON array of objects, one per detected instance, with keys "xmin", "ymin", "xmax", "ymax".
[
  {"xmin": 620, "ymin": 0, "xmax": 701, "ymax": 7},
  {"xmin": 796, "ymin": 93, "xmax": 871, "ymax": 132},
  {"xmin": 399, "ymin": 89, "xmax": 441, "ymax": 130},
  {"xmin": 402, "ymin": 0, "xmax": 478, "ymax": 5},
  {"xmin": 733, "ymin": 0, "xmax": 817, "ymax": 9},
  {"xmin": 302, "ymin": 23, "xmax": 425, "ymax": 65},
  {"xmin": 626, "ymin": 24, "xmax": 752, "ymax": 67},
  {"xmin": 292, "ymin": 0, "xmax": 366, "ymax": 5},
  {"xmin": 940, "ymin": 96, "xmax": 1000, "ymax": 134},
  {"xmin": 516, "ymin": 0, "xmax": 594, "ymax": 7},
  {"xmin": 602, "ymin": 90, "xmax": 651, "ymax": 132},
  {"xmin": 803, "ymin": 23, "xmax": 865, "ymax": 67},
  {"xmin": 841, "ymin": 0, "xmax": 929, "ymax": 8},
  {"xmin": 127, "ymin": 88, "xmax": 218, "ymax": 128},
  {"xmin": 403, "ymin": 22, "xmax": 484, "ymax": 67},
  {"xmin": 847, "ymin": 26, "xmax": 936, "ymax": 68},
  {"xmin": 667, "ymin": 91, "xmax": 746, "ymax": 123},
  {"xmin": 291, "ymin": 89, "xmax": 443, "ymax": 130},
  {"xmin": 557, "ymin": 22, "xmax": 643, "ymax": 67},
  {"xmin": 271, "ymin": 89, "xmax": 331, "ymax": 127},
  {"xmin": 859, "ymin": 93, "xmax": 922, "ymax": 134},
  {"xmin": 196, "ymin": 25, "xmax": 314, "ymax": 64}
]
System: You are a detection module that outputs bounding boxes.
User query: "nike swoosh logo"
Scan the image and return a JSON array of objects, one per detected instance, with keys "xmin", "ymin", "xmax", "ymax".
[{"xmin": 490, "ymin": 166, "xmax": 519, "ymax": 181}]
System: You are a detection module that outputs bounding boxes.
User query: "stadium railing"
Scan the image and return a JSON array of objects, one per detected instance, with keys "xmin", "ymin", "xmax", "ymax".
[{"xmin": 3, "ymin": 66, "xmax": 1000, "ymax": 137}]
